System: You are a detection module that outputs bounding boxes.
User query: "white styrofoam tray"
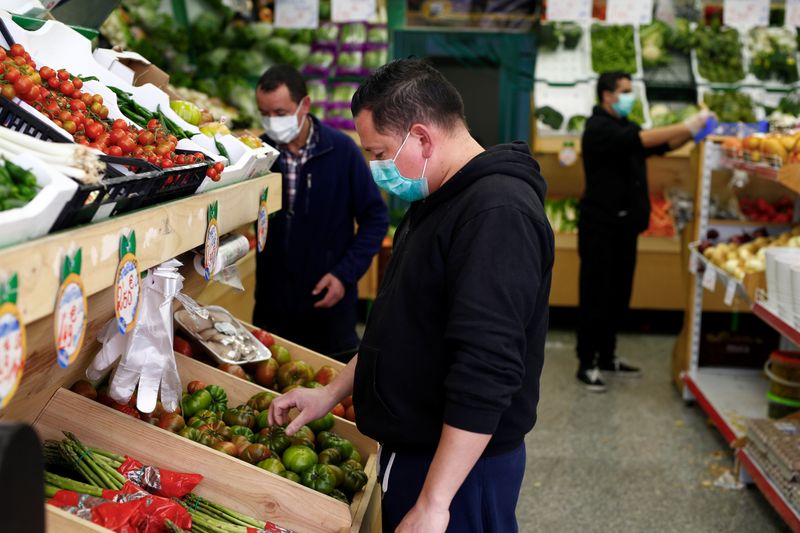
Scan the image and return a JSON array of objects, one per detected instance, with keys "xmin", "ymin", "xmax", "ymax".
[
  {"xmin": 588, "ymin": 22, "xmax": 643, "ymax": 79},
  {"xmin": 0, "ymin": 152, "xmax": 78, "ymax": 248},
  {"xmin": 742, "ymin": 26, "xmax": 800, "ymax": 91},
  {"xmin": 535, "ymin": 23, "xmax": 591, "ymax": 84},
  {"xmin": 191, "ymin": 134, "xmax": 278, "ymax": 193},
  {"xmin": 533, "ymin": 81, "xmax": 593, "ymax": 136}
]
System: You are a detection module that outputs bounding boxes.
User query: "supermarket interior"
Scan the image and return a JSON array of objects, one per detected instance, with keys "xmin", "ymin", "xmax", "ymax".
[{"xmin": 6, "ymin": 0, "xmax": 800, "ymax": 532}]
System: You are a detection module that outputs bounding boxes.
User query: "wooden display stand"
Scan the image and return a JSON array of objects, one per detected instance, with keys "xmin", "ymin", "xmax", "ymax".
[
  {"xmin": 533, "ymin": 135, "xmax": 696, "ymax": 310},
  {"xmin": 0, "ymin": 174, "xmax": 382, "ymax": 533}
]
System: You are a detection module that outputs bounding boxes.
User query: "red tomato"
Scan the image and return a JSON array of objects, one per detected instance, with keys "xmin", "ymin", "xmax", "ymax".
[
  {"xmin": 62, "ymin": 120, "xmax": 76, "ymax": 134},
  {"xmin": 2, "ymin": 84, "xmax": 16, "ymax": 100},
  {"xmin": 0, "ymin": 49, "xmax": 7, "ymax": 61},
  {"xmin": 206, "ymin": 168, "xmax": 219, "ymax": 181},
  {"xmin": 175, "ymin": 154, "xmax": 186, "ymax": 165},
  {"xmin": 5, "ymin": 67, "xmax": 20, "ymax": 83},
  {"xmin": 9, "ymin": 44, "xmax": 25, "ymax": 58},
  {"xmin": 107, "ymin": 145, "xmax": 123, "ymax": 157},
  {"xmin": 213, "ymin": 162, "xmax": 224, "ymax": 173},
  {"xmin": 13, "ymin": 75, "xmax": 32, "ymax": 96},
  {"xmin": 92, "ymin": 94, "xmax": 103, "ymax": 104},
  {"xmin": 109, "ymin": 129, "xmax": 127, "ymax": 145},
  {"xmin": 118, "ymin": 137, "xmax": 137, "ymax": 155},
  {"xmin": 39, "ymin": 66, "xmax": 55, "ymax": 80},
  {"xmin": 21, "ymin": 86, "xmax": 38, "ymax": 103},
  {"xmin": 52, "ymin": 119, "xmax": 62, "ymax": 128},
  {"xmin": 70, "ymin": 99, "xmax": 86, "ymax": 112},
  {"xmin": 59, "ymin": 80, "xmax": 74, "ymax": 97},
  {"xmin": 161, "ymin": 158, "xmax": 174, "ymax": 168},
  {"xmin": 45, "ymin": 101, "xmax": 59, "ymax": 115},
  {"xmin": 12, "ymin": 56, "xmax": 25, "ymax": 67},
  {"xmin": 154, "ymin": 143, "xmax": 171, "ymax": 156},
  {"xmin": 85, "ymin": 122, "xmax": 103, "ymax": 140},
  {"xmin": 80, "ymin": 92, "xmax": 93, "ymax": 105},
  {"xmin": 72, "ymin": 78, "xmax": 83, "ymax": 90},
  {"xmin": 58, "ymin": 110, "xmax": 71, "ymax": 123},
  {"xmin": 98, "ymin": 106, "xmax": 109, "ymax": 119},
  {"xmin": 57, "ymin": 69, "xmax": 69, "ymax": 81},
  {"xmin": 112, "ymin": 118, "xmax": 128, "ymax": 131},
  {"xmin": 137, "ymin": 131, "xmax": 154, "ymax": 145},
  {"xmin": 147, "ymin": 155, "xmax": 158, "ymax": 165},
  {"xmin": 47, "ymin": 76, "xmax": 59, "ymax": 90},
  {"xmin": 173, "ymin": 336, "xmax": 193, "ymax": 357}
]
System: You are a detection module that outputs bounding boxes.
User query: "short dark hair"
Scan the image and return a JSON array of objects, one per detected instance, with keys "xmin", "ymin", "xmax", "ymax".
[
  {"xmin": 257, "ymin": 65, "xmax": 307, "ymax": 103},
  {"xmin": 351, "ymin": 59, "xmax": 466, "ymax": 135},
  {"xmin": 596, "ymin": 71, "xmax": 631, "ymax": 101}
]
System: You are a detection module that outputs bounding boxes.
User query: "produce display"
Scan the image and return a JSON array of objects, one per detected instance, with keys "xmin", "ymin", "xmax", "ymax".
[
  {"xmin": 693, "ymin": 24, "xmax": 745, "ymax": 83},
  {"xmin": 174, "ymin": 306, "xmax": 272, "ymax": 364},
  {"xmin": 544, "ymin": 198, "xmax": 578, "ymax": 234},
  {"xmin": 703, "ymin": 92, "xmax": 756, "ymax": 123},
  {"xmin": 43, "ymin": 432, "xmax": 292, "ymax": 532},
  {"xmin": 71, "ymin": 377, "xmax": 367, "ymax": 504},
  {"xmin": 567, "ymin": 115, "xmax": 587, "ymax": 134},
  {"xmin": 748, "ymin": 27, "xmax": 799, "ymax": 84},
  {"xmin": 650, "ymin": 103, "xmax": 699, "ymax": 127},
  {"xmin": 639, "ymin": 20, "xmax": 690, "ymax": 68},
  {"xmin": 0, "ymin": 157, "xmax": 39, "ymax": 211},
  {"xmin": 591, "ymin": 24, "xmax": 637, "ymax": 74},
  {"xmin": 536, "ymin": 105, "xmax": 563, "ymax": 130},
  {"xmin": 697, "ymin": 226, "xmax": 800, "ymax": 280},
  {"xmin": 721, "ymin": 132, "xmax": 800, "ymax": 166},
  {"xmin": 739, "ymin": 196, "xmax": 794, "ymax": 224},
  {"xmin": 539, "ymin": 22, "xmax": 583, "ymax": 51}
]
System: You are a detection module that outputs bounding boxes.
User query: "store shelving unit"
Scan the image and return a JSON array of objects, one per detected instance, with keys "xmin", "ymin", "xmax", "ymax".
[{"xmin": 738, "ymin": 447, "xmax": 800, "ymax": 532}]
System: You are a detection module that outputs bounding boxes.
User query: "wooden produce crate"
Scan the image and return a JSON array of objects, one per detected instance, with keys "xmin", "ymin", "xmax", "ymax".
[
  {"xmin": 45, "ymin": 506, "xmax": 113, "ymax": 533},
  {"xmin": 174, "ymin": 355, "xmax": 380, "ymax": 533},
  {"xmin": 33, "ymin": 388, "xmax": 376, "ymax": 533}
]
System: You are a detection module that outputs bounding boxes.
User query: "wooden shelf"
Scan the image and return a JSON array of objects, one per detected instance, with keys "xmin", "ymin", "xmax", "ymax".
[
  {"xmin": 709, "ymin": 219, "xmax": 793, "ymax": 228},
  {"xmin": 554, "ymin": 233, "xmax": 680, "ymax": 253},
  {"xmin": 2, "ymin": 174, "xmax": 281, "ymax": 326},
  {"xmin": 534, "ymin": 135, "xmax": 694, "ymax": 159}
]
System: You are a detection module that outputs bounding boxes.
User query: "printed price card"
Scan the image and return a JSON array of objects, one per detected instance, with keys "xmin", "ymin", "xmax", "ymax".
[
  {"xmin": 332, "ymin": 0, "xmax": 376, "ymax": 22},
  {"xmin": 257, "ymin": 188, "xmax": 270, "ymax": 253},
  {"xmin": 606, "ymin": 0, "xmax": 653, "ymax": 24},
  {"xmin": 723, "ymin": 0, "xmax": 769, "ymax": 28},
  {"xmin": 115, "ymin": 231, "xmax": 141, "ymax": 335},
  {"xmin": 275, "ymin": 0, "xmax": 320, "ymax": 28},
  {"xmin": 702, "ymin": 266, "xmax": 717, "ymax": 291},
  {"xmin": 204, "ymin": 201, "xmax": 220, "ymax": 281},
  {"xmin": 546, "ymin": 0, "xmax": 592, "ymax": 22},
  {"xmin": 787, "ymin": 0, "xmax": 800, "ymax": 28},
  {"xmin": 724, "ymin": 279, "xmax": 737, "ymax": 306},
  {"xmin": 54, "ymin": 250, "xmax": 87, "ymax": 368},
  {"xmin": 0, "ymin": 273, "xmax": 25, "ymax": 410}
]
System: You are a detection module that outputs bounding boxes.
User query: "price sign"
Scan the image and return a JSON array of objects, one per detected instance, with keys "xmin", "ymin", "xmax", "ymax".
[
  {"xmin": 724, "ymin": 279, "xmax": 737, "ymax": 306},
  {"xmin": 275, "ymin": 0, "xmax": 320, "ymax": 28},
  {"xmin": 787, "ymin": 0, "xmax": 800, "ymax": 28},
  {"xmin": 606, "ymin": 0, "xmax": 653, "ymax": 24},
  {"xmin": 54, "ymin": 250, "xmax": 87, "ymax": 368},
  {"xmin": 0, "ymin": 273, "xmax": 25, "ymax": 410},
  {"xmin": 723, "ymin": 0, "xmax": 769, "ymax": 28},
  {"xmin": 332, "ymin": 0, "xmax": 376, "ymax": 22},
  {"xmin": 115, "ymin": 231, "xmax": 141, "ymax": 335},
  {"xmin": 546, "ymin": 0, "xmax": 592, "ymax": 22},
  {"xmin": 257, "ymin": 188, "xmax": 270, "ymax": 253},
  {"xmin": 204, "ymin": 201, "xmax": 220, "ymax": 281},
  {"xmin": 702, "ymin": 266, "xmax": 717, "ymax": 291}
]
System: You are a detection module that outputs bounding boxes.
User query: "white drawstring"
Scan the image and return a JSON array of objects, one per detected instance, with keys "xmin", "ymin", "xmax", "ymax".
[{"xmin": 382, "ymin": 452, "xmax": 397, "ymax": 494}]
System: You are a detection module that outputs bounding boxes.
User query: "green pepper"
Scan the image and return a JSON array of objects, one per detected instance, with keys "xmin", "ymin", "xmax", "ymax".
[
  {"xmin": 340, "ymin": 464, "xmax": 368, "ymax": 493},
  {"xmin": 205, "ymin": 385, "xmax": 228, "ymax": 413},
  {"xmin": 247, "ymin": 391, "xmax": 275, "ymax": 412},
  {"xmin": 181, "ymin": 389, "xmax": 213, "ymax": 417},
  {"xmin": 0, "ymin": 165, "xmax": 13, "ymax": 185},
  {"xmin": 214, "ymin": 137, "xmax": 230, "ymax": 160},
  {"xmin": 222, "ymin": 407, "xmax": 256, "ymax": 429},
  {"xmin": 301, "ymin": 463, "xmax": 337, "ymax": 495},
  {"xmin": 229, "ymin": 425, "xmax": 255, "ymax": 442}
]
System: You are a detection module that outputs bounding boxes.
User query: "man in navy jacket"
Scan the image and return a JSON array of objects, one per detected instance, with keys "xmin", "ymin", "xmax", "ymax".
[{"xmin": 254, "ymin": 65, "xmax": 388, "ymax": 361}]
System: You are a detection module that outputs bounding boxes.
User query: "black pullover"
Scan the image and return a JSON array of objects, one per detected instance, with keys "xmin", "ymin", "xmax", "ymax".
[{"xmin": 353, "ymin": 141, "xmax": 554, "ymax": 456}]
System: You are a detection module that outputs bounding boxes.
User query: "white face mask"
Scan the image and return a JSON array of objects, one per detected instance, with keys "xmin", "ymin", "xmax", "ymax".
[{"xmin": 262, "ymin": 103, "xmax": 303, "ymax": 144}]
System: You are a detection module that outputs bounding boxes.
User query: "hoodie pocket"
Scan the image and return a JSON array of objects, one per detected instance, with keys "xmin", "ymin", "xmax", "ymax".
[{"xmin": 354, "ymin": 345, "xmax": 401, "ymax": 422}]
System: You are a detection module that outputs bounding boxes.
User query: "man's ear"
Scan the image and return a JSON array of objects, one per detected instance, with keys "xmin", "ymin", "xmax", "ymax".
[{"xmin": 409, "ymin": 123, "xmax": 434, "ymax": 159}]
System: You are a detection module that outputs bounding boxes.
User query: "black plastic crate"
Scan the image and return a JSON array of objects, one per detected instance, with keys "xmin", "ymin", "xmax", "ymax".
[
  {"xmin": 136, "ymin": 151, "xmax": 210, "ymax": 209},
  {"xmin": 0, "ymin": 94, "xmax": 71, "ymax": 142}
]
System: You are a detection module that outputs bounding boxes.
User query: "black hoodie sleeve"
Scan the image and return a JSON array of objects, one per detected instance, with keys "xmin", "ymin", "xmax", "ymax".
[{"xmin": 442, "ymin": 204, "xmax": 543, "ymax": 435}]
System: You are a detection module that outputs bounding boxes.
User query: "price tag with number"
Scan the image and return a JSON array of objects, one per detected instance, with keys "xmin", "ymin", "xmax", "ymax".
[
  {"xmin": 606, "ymin": 0, "xmax": 653, "ymax": 24},
  {"xmin": 702, "ymin": 266, "xmax": 717, "ymax": 291},
  {"xmin": 54, "ymin": 250, "xmax": 87, "ymax": 369},
  {"xmin": 546, "ymin": 0, "xmax": 592, "ymax": 22},
  {"xmin": 275, "ymin": 0, "xmax": 320, "ymax": 28},
  {"xmin": 332, "ymin": 0, "xmax": 376, "ymax": 22},
  {"xmin": 724, "ymin": 279, "xmax": 737, "ymax": 306},
  {"xmin": 257, "ymin": 188, "xmax": 269, "ymax": 253},
  {"xmin": 115, "ymin": 231, "xmax": 141, "ymax": 335},
  {"xmin": 0, "ymin": 273, "xmax": 25, "ymax": 410},
  {"xmin": 723, "ymin": 0, "xmax": 769, "ymax": 28},
  {"xmin": 204, "ymin": 201, "xmax": 220, "ymax": 281}
]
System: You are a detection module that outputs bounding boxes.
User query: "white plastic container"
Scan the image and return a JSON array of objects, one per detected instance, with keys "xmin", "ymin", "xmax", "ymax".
[
  {"xmin": 535, "ymin": 22, "xmax": 591, "ymax": 84},
  {"xmin": 766, "ymin": 248, "xmax": 800, "ymax": 313},
  {"xmin": 0, "ymin": 153, "xmax": 78, "ymax": 248},
  {"xmin": 533, "ymin": 81, "xmax": 593, "ymax": 136},
  {"xmin": 776, "ymin": 254, "xmax": 800, "ymax": 322},
  {"xmin": 791, "ymin": 265, "xmax": 800, "ymax": 328}
]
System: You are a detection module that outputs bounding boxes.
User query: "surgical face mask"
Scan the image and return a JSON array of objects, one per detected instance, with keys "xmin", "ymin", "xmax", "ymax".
[
  {"xmin": 612, "ymin": 92, "xmax": 636, "ymax": 118},
  {"xmin": 262, "ymin": 103, "xmax": 303, "ymax": 144},
  {"xmin": 369, "ymin": 132, "xmax": 429, "ymax": 202}
]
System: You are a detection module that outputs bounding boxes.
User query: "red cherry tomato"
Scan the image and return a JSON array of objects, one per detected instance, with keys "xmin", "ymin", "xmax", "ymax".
[
  {"xmin": 118, "ymin": 137, "xmax": 137, "ymax": 155},
  {"xmin": 98, "ymin": 106, "xmax": 109, "ymax": 120},
  {"xmin": 72, "ymin": 78, "xmax": 83, "ymax": 90},
  {"xmin": 57, "ymin": 69, "xmax": 70, "ymax": 81},
  {"xmin": 107, "ymin": 145, "xmax": 123, "ymax": 157},
  {"xmin": 9, "ymin": 44, "xmax": 24, "ymax": 57},
  {"xmin": 206, "ymin": 168, "xmax": 219, "ymax": 180},
  {"xmin": 147, "ymin": 118, "xmax": 159, "ymax": 131},
  {"xmin": 5, "ymin": 67, "xmax": 20, "ymax": 83},
  {"xmin": 213, "ymin": 162, "xmax": 224, "ymax": 173},
  {"xmin": 0, "ymin": 49, "xmax": 7, "ymax": 61},
  {"xmin": 112, "ymin": 119, "xmax": 128, "ymax": 131},
  {"xmin": 161, "ymin": 158, "xmax": 174, "ymax": 169},
  {"xmin": 175, "ymin": 154, "xmax": 186, "ymax": 165},
  {"xmin": 59, "ymin": 80, "xmax": 74, "ymax": 97},
  {"xmin": 47, "ymin": 76, "xmax": 60, "ymax": 90},
  {"xmin": 39, "ymin": 66, "xmax": 55, "ymax": 80},
  {"xmin": 85, "ymin": 122, "xmax": 104, "ymax": 141}
]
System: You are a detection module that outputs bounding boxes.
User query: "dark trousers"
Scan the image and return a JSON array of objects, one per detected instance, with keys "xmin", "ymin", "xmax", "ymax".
[
  {"xmin": 378, "ymin": 443, "xmax": 526, "ymax": 533},
  {"xmin": 576, "ymin": 222, "xmax": 639, "ymax": 369}
]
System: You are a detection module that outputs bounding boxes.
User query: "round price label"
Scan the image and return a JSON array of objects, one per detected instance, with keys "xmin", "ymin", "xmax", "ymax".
[
  {"xmin": 115, "ymin": 252, "xmax": 141, "ymax": 335},
  {"xmin": 559, "ymin": 144, "xmax": 578, "ymax": 167},
  {"xmin": 54, "ymin": 273, "xmax": 87, "ymax": 368},
  {"xmin": 0, "ymin": 302, "xmax": 26, "ymax": 410},
  {"xmin": 204, "ymin": 218, "xmax": 220, "ymax": 281},
  {"xmin": 257, "ymin": 201, "xmax": 269, "ymax": 253}
]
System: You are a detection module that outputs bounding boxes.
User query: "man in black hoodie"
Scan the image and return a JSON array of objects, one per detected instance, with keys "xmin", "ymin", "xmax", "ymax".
[{"xmin": 269, "ymin": 59, "xmax": 553, "ymax": 533}]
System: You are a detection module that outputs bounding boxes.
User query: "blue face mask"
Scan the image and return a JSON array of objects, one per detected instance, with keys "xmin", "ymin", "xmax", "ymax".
[
  {"xmin": 612, "ymin": 92, "xmax": 636, "ymax": 118},
  {"xmin": 369, "ymin": 132, "xmax": 429, "ymax": 202}
]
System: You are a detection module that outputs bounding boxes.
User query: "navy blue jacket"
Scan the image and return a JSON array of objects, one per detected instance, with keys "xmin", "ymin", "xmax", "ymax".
[{"xmin": 254, "ymin": 116, "xmax": 388, "ymax": 356}]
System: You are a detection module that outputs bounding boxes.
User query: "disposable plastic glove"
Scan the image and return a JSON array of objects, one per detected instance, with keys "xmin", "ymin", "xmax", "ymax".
[
  {"xmin": 85, "ymin": 319, "xmax": 126, "ymax": 384},
  {"xmin": 684, "ymin": 109, "xmax": 714, "ymax": 136}
]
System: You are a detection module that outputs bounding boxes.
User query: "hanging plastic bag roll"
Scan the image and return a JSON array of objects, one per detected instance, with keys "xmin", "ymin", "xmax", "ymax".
[{"xmin": 194, "ymin": 233, "xmax": 250, "ymax": 278}]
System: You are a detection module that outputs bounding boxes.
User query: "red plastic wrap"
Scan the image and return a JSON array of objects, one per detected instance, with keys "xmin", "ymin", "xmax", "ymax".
[{"xmin": 117, "ymin": 456, "xmax": 203, "ymax": 498}]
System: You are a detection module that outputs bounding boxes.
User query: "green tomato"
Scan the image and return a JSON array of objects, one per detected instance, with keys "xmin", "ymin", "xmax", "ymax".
[
  {"xmin": 326, "ymin": 464, "xmax": 344, "ymax": 487},
  {"xmin": 257, "ymin": 458, "xmax": 286, "ymax": 474},
  {"xmin": 229, "ymin": 425, "xmax": 255, "ymax": 442},
  {"xmin": 178, "ymin": 426, "xmax": 202, "ymax": 442},
  {"xmin": 327, "ymin": 436, "xmax": 354, "ymax": 461},
  {"xmin": 282, "ymin": 445, "xmax": 319, "ymax": 474},
  {"xmin": 222, "ymin": 407, "xmax": 256, "ymax": 429},
  {"xmin": 255, "ymin": 410, "xmax": 271, "ymax": 431},
  {"xmin": 341, "ymin": 459, "xmax": 363, "ymax": 472},
  {"xmin": 301, "ymin": 463, "xmax": 336, "ymax": 494},
  {"xmin": 341, "ymin": 464, "xmax": 368, "ymax": 493},
  {"xmin": 349, "ymin": 449, "xmax": 362, "ymax": 464},
  {"xmin": 247, "ymin": 391, "xmax": 275, "ymax": 412},
  {"xmin": 279, "ymin": 470, "xmax": 301, "ymax": 483},
  {"xmin": 181, "ymin": 389, "xmax": 213, "ymax": 417},
  {"xmin": 205, "ymin": 385, "xmax": 228, "ymax": 413},
  {"xmin": 306, "ymin": 412, "xmax": 334, "ymax": 434},
  {"xmin": 258, "ymin": 426, "xmax": 292, "ymax": 457},
  {"xmin": 316, "ymin": 431, "xmax": 335, "ymax": 449},
  {"xmin": 330, "ymin": 488, "xmax": 349, "ymax": 504},
  {"xmin": 318, "ymin": 448, "xmax": 342, "ymax": 465}
]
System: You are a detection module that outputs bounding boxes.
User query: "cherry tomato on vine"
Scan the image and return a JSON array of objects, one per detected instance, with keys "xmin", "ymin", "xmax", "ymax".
[
  {"xmin": 9, "ymin": 44, "xmax": 25, "ymax": 57},
  {"xmin": 213, "ymin": 162, "xmax": 224, "ymax": 174},
  {"xmin": 72, "ymin": 78, "xmax": 83, "ymax": 90},
  {"xmin": 57, "ymin": 69, "xmax": 70, "ymax": 81}
]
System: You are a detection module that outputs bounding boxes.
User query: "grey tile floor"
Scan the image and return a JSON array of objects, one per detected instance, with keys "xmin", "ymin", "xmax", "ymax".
[{"xmin": 518, "ymin": 330, "xmax": 790, "ymax": 533}]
